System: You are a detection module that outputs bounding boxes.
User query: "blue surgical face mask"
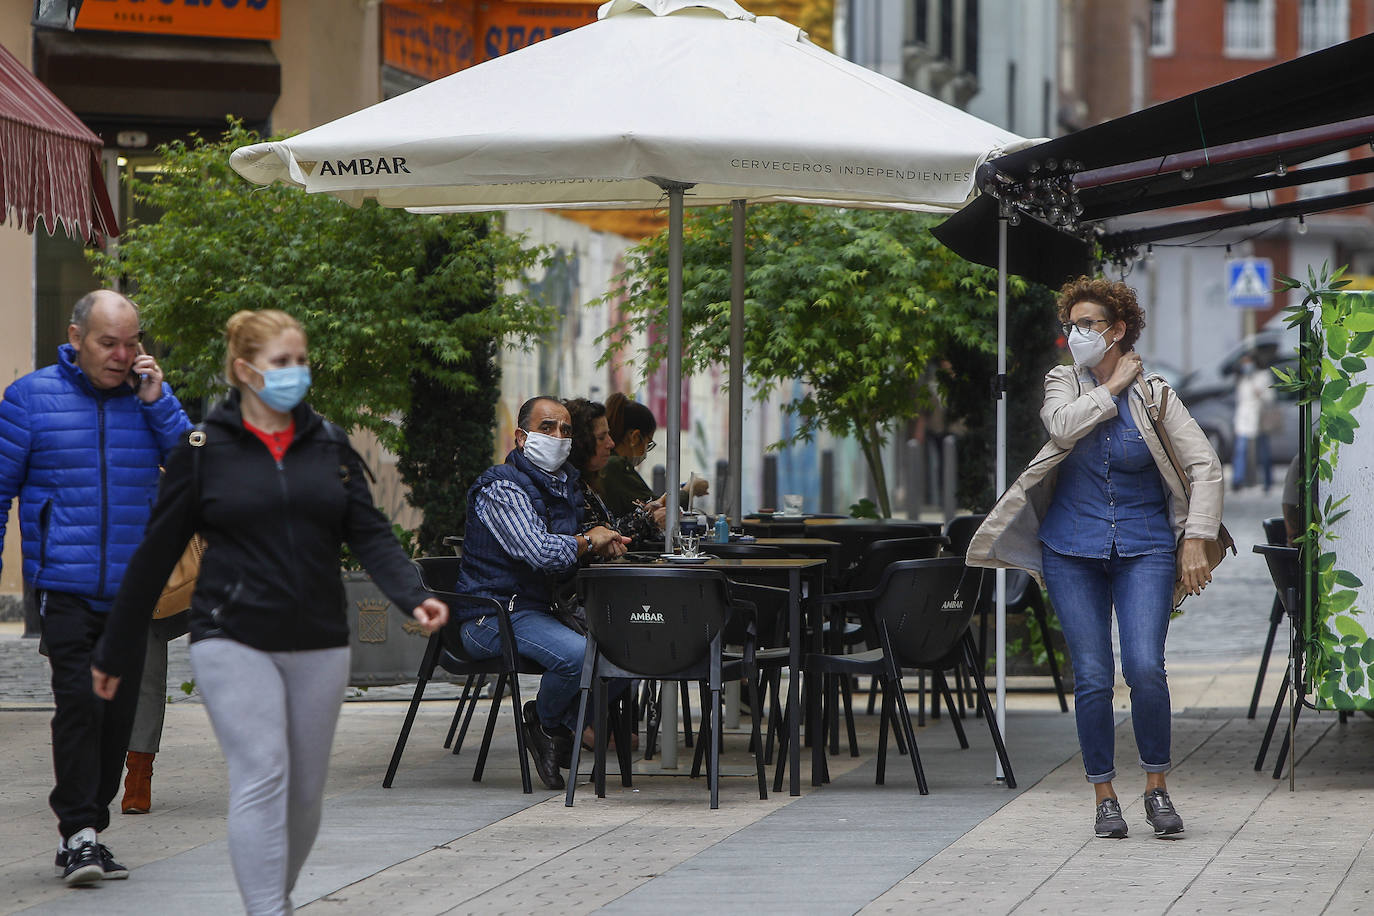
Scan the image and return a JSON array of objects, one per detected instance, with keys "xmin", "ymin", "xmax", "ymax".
[{"xmin": 250, "ymin": 364, "xmax": 311, "ymax": 412}]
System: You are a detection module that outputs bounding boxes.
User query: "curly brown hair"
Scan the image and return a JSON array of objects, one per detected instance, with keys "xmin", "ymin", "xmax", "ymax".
[{"xmin": 1056, "ymin": 276, "xmax": 1146, "ymax": 353}]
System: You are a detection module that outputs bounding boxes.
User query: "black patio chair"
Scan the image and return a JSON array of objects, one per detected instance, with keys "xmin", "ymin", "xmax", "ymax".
[
  {"xmin": 382, "ymin": 556, "xmax": 546, "ymax": 794},
  {"xmin": 810, "ymin": 521, "xmax": 944, "ymax": 582},
  {"xmin": 821, "ymin": 536, "xmax": 948, "ymax": 747},
  {"xmin": 1248, "ymin": 517, "xmax": 1290, "ymax": 718},
  {"xmin": 798, "ymin": 557, "xmax": 1016, "ymax": 794},
  {"xmin": 566, "ymin": 566, "xmax": 770, "ymax": 809},
  {"xmin": 1252, "ymin": 543, "xmax": 1303, "ymax": 779},
  {"xmin": 943, "ymin": 513, "xmax": 1069, "ymax": 715},
  {"xmin": 942, "ymin": 514, "xmax": 985, "ymax": 557}
]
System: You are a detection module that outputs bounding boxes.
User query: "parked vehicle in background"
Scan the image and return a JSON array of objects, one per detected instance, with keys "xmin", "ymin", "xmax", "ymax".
[
  {"xmin": 1175, "ymin": 328, "xmax": 1300, "ymax": 467},
  {"xmin": 1141, "ymin": 357, "xmax": 1187, "ymax": 393}
]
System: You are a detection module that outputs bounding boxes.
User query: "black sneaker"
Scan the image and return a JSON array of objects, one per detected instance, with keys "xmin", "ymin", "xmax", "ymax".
[
  {"xmin": 97, "ymin": 844, "xmax": 129, "ymax": 879},
  {"xmin": 1094, "ymin": 797, "xmax": 1129, "ymax": 838},
  {"xmin": 55, "ymin": 843, "xmax": 129, "ymax": 880},
  {"xmin": 1143, "ymin": 788, "xmax": 1185, "ymax": 837},
  {"xmin": 62, "ymin": 841, "xmax": 104, "ymax": 887}
]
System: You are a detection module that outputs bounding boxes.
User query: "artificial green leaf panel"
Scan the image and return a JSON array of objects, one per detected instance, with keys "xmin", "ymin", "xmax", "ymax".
[{"xmin": 1292, "ymin": 278, "xmax": 1374, "ymax": 710}]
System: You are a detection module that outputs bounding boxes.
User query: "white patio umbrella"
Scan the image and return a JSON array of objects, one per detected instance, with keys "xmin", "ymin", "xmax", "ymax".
[{"xmin": 230, "ymin": 0, "xmax": 1032, "ymax": 779}]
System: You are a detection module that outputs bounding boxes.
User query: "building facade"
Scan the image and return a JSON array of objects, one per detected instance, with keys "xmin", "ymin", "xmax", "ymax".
[{"xmin": 1092, "ymin": 0, "xmax": 1374, "ymax": 373}]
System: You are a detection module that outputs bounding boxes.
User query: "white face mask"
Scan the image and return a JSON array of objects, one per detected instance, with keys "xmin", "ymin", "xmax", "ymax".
[
  {"xmin": 522, "ymin": 430, "xmax": 571, "ymax": 473},
  {"xmin": 1068, "ymin": 327, "xmax": 1116, "ymax": 369}
]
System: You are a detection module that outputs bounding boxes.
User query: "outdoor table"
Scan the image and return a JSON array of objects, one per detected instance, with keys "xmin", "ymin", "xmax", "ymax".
[
  {"xmin": 609, "ymin": 555, "xmax": 826, "ymax": 796},
  {"xmin": 801, "ymin": 517, "xmax": 944, "ymax": 534},
  {"xmin": 740, "ymin": 516, "xmax": 809, "ymax": 538},
  {"xmin": 753, "ymin": 537, "xmax": 842, "ymax": 576}
]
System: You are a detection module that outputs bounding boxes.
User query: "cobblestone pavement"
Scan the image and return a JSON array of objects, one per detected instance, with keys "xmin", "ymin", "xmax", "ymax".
[{"xmin": 4, "ymin": 485, "xmax": 1369, "ymax": 915}]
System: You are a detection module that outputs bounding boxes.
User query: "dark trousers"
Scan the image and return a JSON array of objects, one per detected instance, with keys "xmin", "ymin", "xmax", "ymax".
[{"xmin": 39, "ymin": 591, "xmax": 145, "ymax": 839}]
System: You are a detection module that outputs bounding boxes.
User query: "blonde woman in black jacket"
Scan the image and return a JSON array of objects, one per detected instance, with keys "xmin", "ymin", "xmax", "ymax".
[{"xmin": 92, "ymin": 310, "xmax": 446, "ymax": 915}]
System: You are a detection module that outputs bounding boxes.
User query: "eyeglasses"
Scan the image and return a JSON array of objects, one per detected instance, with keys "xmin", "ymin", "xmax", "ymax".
[
  {"xmin": 643, "ymin": 438, "xmax": 657, "ymax": 453},
  {"xmin": 1061, "ymin": 318, "xmax": 1112, "ymax": 338}
]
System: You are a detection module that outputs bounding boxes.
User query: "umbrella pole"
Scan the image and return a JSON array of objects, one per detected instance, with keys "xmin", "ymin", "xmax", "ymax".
[
  {"xmin": 663, "ymin": 182, "xmax": 689, "ymax": 550},
  {"xmin": 657, "ymin": 181, "xmax": 691, "ymax": 772},
  {"xmin": 995, "ymin": 216, "xmax": 1009, "ymax": 780},
  {"xmin": 730, "ymin": 199, "xmax": 746, "ymax": 526}
]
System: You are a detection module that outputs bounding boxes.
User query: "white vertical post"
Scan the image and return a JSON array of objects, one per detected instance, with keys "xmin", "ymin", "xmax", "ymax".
[{"xmin": 995, "ymin": 216, "xmax": 1009, "ymax": 780}]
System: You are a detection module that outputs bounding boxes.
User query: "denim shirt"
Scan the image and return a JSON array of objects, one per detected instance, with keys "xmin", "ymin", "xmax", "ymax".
[{"xmin": 1039, "ymin": 392, "xmax": 1175, "ymax": 558}]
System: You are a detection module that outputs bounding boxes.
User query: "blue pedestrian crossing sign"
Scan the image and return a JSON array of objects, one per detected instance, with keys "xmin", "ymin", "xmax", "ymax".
[{"xmin": 1226, "ymin": 257, "xmax": 1273, "ymax": 308}]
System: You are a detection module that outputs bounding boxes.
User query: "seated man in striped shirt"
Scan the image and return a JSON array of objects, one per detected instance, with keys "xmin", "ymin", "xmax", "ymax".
[{"xmin": 448, "ymin": 396, "xmax": 630, "ymax": 789}]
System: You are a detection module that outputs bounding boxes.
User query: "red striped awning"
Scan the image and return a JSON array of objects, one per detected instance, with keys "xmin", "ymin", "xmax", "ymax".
[{"xmin": 0, "ymin": 40, "xmax": 118, "ymax": 243}]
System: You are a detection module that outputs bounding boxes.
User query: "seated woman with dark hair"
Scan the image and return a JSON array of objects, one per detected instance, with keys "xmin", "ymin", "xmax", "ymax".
[
  {"xmin": 565, "ymin": 397, "xmax": 662, "ymax": 549},
  {"xmin": 598, "ymin": 392, "xmax": 659, "ymax": 518},
  {"xmin": 598, "ymin": 392, "xmax": 706, "ymax": 522}
]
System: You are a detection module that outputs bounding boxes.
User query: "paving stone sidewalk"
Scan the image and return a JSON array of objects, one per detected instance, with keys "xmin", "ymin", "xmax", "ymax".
[{"xmin": 2, "ymin": 486, "xmax": 1370, "ymax": 914}]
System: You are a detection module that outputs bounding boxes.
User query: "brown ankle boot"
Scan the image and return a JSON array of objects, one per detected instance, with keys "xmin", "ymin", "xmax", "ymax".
[{"xmin": 121, "ymin": 751, "xmax": 154, "ymax": 814}]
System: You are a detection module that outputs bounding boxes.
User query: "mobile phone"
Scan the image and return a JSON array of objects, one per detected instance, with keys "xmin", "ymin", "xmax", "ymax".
[{"xmin": 129, "ymin": 341, "xmax": 148, "ymax": 388}]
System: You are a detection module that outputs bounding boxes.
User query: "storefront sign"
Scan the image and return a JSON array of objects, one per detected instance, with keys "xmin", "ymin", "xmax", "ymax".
[
  {"xmin": 382, "ymin": 0, "xmax": 596, "ymax": 83},
  {"xmin": 75, "ymin": 0, "xmax": 281, "ymax": 41}
]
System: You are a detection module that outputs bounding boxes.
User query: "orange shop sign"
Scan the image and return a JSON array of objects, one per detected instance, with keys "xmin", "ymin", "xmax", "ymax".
[
  {"xmin": 75, "ymin": 0, "xmax": 281, "ymax": 41},
  {"xmin": 382, "ymin": 0, "xmax": 597, "ymax": 83}
]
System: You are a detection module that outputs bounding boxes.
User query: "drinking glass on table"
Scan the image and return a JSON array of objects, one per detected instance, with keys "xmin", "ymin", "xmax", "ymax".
[
  {"xmin": 676, "ymin": 513, "xmax": 705, "ymax": 557},
  {"xmin": 781, "ymin": 493, "xmax": 804, "ymax": 516}
]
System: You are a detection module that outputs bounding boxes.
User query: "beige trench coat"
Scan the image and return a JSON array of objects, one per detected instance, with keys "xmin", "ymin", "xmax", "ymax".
[{"xmin": 967, "ymin": 363, "xmax": 1224, "ymax": 581}]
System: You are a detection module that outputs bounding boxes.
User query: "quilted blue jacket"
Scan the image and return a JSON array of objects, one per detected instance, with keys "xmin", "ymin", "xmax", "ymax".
[{"xmin": 0, "ymin": 344, "xmax": 192, "ymax": 602}]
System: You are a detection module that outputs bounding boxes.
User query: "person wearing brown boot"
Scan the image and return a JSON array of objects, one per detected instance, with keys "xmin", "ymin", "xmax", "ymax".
[
  {"xmin": 121, "ymin": 751, "xmax": 153, "ymax": 814},
  {"xmin": 121, "ymin": 612, "xmax": 188, "ymax": 814}
]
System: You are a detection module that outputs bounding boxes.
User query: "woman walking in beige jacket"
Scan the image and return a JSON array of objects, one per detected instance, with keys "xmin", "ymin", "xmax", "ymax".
[{"xmin": 969, "ymin": 277, "xmax": 1223, "ymax": 841}]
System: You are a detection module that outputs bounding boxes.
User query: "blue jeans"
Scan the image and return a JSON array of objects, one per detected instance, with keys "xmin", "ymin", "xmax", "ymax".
[
  {"xmin": 1232, "ymin": 433, "xmax": 1273, "ymax": 489},
  {"xmin": 460, "ymin": 610, "xmax": 586, "ymax": 732},
  {"xmin": 1041, "ymin": 546, "xmax": 1175, "ymax": 783}
]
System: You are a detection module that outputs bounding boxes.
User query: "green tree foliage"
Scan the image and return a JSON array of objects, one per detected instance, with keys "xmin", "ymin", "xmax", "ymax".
[
  {"xmin": 88, "ymin": 122, "xmax": 552, "ymax": 547},
  {"xmin": 88, "ymin": 121, "xmax": 550, "ymax": 455},
  {"xmin": 599, "ymin": 204, "xmax": 1055, "ymax": 516},
  {"xmin": 397, "ymin": 231, "xmax": 507, "ymax": 554},
  {"xmin": 937, "ymin": 281, "xmax": 1061, "ymax": 511}
]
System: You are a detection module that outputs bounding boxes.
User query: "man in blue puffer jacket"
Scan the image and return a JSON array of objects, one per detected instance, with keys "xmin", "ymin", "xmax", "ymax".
[{"xmin": 0, "ymin": 290, "xmax": 191, "ymax": 887}]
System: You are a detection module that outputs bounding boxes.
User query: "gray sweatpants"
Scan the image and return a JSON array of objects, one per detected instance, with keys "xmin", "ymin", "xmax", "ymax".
[{"xmin": 190, "ymin": 638, "xmax": 350, "ymax": 916}]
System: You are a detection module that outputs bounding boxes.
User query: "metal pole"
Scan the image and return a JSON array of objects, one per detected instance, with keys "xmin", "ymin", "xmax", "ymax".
[
  {"xmin": 730, "ymin": 199, "xmax": 746, "ymax": 526},
  {"xmin": 995, "ymin": 216, "xmax": 1009, "ymax": 780},
  {"xmin": 664, "ymin": 183, "xmax": 687, "ymax": 550},
  {"xmin": 659, "ymin": 681, "xmax": 678, "ymax": 770}
]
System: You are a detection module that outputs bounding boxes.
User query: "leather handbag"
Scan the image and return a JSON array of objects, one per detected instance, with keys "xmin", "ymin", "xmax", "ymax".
[
  {"xmin": 1138, "ymin": 380, "xmax": 1236, "ymax": 607},
  {"xmin": 154, "ymin": 533, "xmax": 206, "ymax": 619},
  {"xmin": 153, "ymin": 428, "xmax": 208, "ymax": 619}
]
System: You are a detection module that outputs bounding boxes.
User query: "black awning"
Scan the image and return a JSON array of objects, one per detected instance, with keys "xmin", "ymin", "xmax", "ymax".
[
  {"xmin": 934, "ymin": 32, "xmax": 1374, "ymax": 286},
  {"xmin": 34, "ymin": 30, "xmax": 280, "ymax": 134}
]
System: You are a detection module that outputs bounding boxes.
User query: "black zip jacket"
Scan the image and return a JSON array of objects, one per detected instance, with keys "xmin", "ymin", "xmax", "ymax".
[{"xmin": 94, "ymin": 391, "xmax": 429, "ymax": 679}]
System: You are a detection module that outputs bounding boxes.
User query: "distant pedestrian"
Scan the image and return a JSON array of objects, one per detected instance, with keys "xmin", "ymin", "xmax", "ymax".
[
  {"xmin": 1232, "ymin": 352, "xmax": 1275, "ymax": 491},
  {"xmin": 969, "ymin": 277, "xmax": 1224, "ymax": 841},
  {"xmin": 0, "ymin": 290, "xmax": 192, "ymax": 886},
  {"xmin": 91, "ymin": 309, "xmax": 447, "ymax": 915}
]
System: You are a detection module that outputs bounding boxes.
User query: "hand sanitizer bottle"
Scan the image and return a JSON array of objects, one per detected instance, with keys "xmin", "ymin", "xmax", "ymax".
[{"xmin": 715, "ymin": 514, "xmax": 730, "ymax": 544}]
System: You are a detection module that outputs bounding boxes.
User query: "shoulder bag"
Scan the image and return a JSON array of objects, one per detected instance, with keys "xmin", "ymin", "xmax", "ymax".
[
  {"xmin": 1138, "ymin": 381, "xmax": 1236, "ymax": 608},
  {"xmin": 154, "ymin": 429, "xmax": 207, "ymax": 619}
]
